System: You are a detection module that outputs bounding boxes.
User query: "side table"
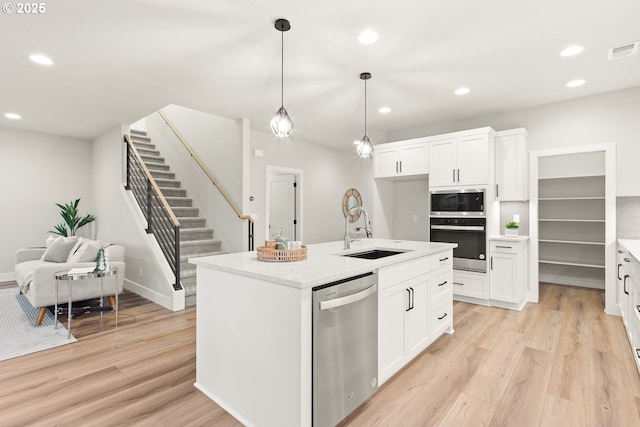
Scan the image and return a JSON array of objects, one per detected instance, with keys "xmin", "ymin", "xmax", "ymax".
[{"xmin": 54, "ymin": 267, "xmax": 119, "ymax": 338}]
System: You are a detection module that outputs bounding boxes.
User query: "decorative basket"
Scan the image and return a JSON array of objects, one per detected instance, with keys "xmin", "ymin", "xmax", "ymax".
[{"xmin": 256, "ymin": 245, "xmax": 307, "ymax": 262}]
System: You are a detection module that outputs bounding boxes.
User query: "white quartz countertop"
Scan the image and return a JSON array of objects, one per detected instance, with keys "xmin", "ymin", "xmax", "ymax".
[
  {"xmin": 488, "ymin": 235, "xmax": 530, "ymax": 241},
  {"xmin": 619, "ymin": 239, "xmax": 640, "ymax": 263},
  {"xmin": 189, "ymin": 238, "xmax": 457, "ymax": 289}
]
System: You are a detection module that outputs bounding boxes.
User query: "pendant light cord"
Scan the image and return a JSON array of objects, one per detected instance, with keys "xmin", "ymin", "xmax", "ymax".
[
  {"xmin": 364, "ymin": 78, "xmax": 367, "ymax": 136},
  {"xmin": 281, "ymin": 30, "xmax": 284, "ymax": 107}
]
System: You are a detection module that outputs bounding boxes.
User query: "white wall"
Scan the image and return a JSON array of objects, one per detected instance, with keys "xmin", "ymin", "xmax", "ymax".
[
  {"xmin": 0, "ymin": 128, "xmax": 93, "ymax": 280},
  {"xmin": 249, "ymin": 130, "xmax": 375, "ymax": 245},
  {"xmin": 393, "ymin": 179, "xmax": 430, "ymax": 241},
  {"xmin": 145, "ymin": 105, "xmax": 246, "ymax": 253},
  {"xmin": 388, "ymin": 86, "xmax": 640, "ymax": 197}
]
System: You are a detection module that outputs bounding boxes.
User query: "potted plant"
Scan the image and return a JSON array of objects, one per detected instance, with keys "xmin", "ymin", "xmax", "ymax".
[
  {"xmin": 50, "ymin": 198, "xmax": 96, "ymax": 237},
  {"xmin": 505, "ymin": 221, "xmax": 519, "ymax": 236}
]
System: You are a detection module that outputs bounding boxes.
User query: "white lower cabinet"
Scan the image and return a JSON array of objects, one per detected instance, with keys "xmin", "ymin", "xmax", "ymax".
[
  {"xmin": 489, "ymin": 238, "xmax": 528, "ymax": 309},
  {"xmin": 378, "ymin": 273, "xmax": 429, "ymax": 384},
  {"xmin": 452, "ymin": 270, "xmax": 488, "ymax": 300},
  {"xmin": 617, "ymin": 240, "xmax": 640, "ymax": 376},
  {"xmin": 378, "ymin": 251, "xmax": 454, "ymax": 385}
]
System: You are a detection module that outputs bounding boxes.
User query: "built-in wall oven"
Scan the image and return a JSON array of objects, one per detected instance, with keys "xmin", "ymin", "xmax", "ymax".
[
  {"xmin": 430, "ymin": 189, "xmax": 486, "ymax": 272},
  {"xmin": 430, "ymin": 189, "xmax": 485, "ymax": 216}
]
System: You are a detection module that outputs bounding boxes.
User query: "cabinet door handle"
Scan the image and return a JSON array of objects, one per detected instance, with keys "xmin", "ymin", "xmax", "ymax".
[
  {"xmin": 618, "ymin": 249, "xmax": 624, "ymax": 253},
  {"xmin": 636, "ymin": 349, "xmax": 640, "ymax": 359},
  {"xmin": 399, "ymin": 161, "xmax": 402, "ymax": 173},
  {"xmin": 457, "ymin": 169, "xmax": 460, "ymax": 182},
  {"xmin": 440, "ymin": 256, "xmax": 449, "ymax": 262},
  {"xmin": 438, "ymin": 313, "xmax": 448, "ymax": 320},
  {"xmin": 496, "ymin": 245, "xmax": 512, "ymax": 249},
  {"xmin": 624, "ymin": 258, "xmax": 631, "ymax": 263},
  {"xmin": 624, "ymin": 274, "xmax": 629, "ymax": 295},
  {"xmin": 406, "ymin": 288, "xmax": 411, "ymax": 311},
  {"xmin": 496, "ymin": 184, "xmax": 499, "ymax": 198},
  {"xmin": 409, "ymin": 287, "xmax": 414, "ymax": 310},
  {"xmin": 452, "ymin": 169, "xmax": 456, "ymax": 182},
  {"xmin": 438, "ymin": 281, "xmax": 448, "ymax": 287},
  {"xmin": 453, "ymin": 282, "xmax": 464, "ymax": 286},
  {"xmin": 636, "ymin": 305, "xmax": 640, "ymax": 314},
  {"xmin": 395, "ymin": 161, "xmax": 399, "ymax": 174},
  {"xmin": 490, "ymin": 256, "xmax": 493, "ymax": 270},
  {"xmin": 618, "ymin": 264, "xmax": 623, "ymax": 280}
]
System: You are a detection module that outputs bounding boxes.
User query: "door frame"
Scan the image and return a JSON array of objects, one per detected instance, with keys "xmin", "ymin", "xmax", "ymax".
[
  {"xmin": 529, "ymin": 142, "xmax": 616, "ymax": 314},
  {"xmin": 265, "ymin": 165, "xmax": 303, "ymax": 243}
]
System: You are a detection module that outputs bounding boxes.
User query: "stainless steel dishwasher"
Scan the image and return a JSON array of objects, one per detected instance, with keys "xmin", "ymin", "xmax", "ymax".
[{"xmin": 312, "ymin": 272, "xmax": 378, "ymax": 427}]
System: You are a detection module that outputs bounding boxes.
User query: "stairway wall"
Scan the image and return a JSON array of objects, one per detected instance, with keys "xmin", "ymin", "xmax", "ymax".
[
  {"xmin": 145, "ymin": 106, "xmax": 246, "ymax": 253},
  {"xmin": 91, "ymin": 125, "xmax": 184, "ymax": 311}
]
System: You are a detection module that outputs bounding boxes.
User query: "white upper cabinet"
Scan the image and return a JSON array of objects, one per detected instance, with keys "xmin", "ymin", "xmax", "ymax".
[
  {"xmin": 428, "ymin": 128, "xmax": 492, "ymax": 188},
  {"xmin": 373, "ymin": 138, "xmax": 429, "ymax": 179},
  {"xmin": 495, "ymin": 128, "xmax": 528, "ymax": 201}
]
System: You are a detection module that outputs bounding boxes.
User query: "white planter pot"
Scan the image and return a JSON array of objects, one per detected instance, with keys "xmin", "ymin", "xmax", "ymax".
[{"xmin": 505, "ymin": 228, "xmax": 519, "ymax": 236}]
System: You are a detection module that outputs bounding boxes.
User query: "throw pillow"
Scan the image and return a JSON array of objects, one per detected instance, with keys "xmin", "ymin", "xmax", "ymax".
[
  {"xmin": 41, "ymin": 236, "xmax": 80, "ymax": 263},
  {"xmin": 68, "ymin": 240, "xmax": 103, "ymax": 263}
]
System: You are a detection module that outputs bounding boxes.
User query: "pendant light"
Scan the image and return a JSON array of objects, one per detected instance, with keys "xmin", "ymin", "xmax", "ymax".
[
  {"xmin": 357, "ymin": 72, "xmax": 374, "ymax": 158},
  {"xmin": 270, "ymin": 18, "xmax": 294, "ymax": 137}
]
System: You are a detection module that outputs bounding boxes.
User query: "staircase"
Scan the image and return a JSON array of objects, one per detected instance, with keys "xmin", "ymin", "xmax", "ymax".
[{"xmin": 129, "ymin": 129, "xmax": 223, "ymax": 307}]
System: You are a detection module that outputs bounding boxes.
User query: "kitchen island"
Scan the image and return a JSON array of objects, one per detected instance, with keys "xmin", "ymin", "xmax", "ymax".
[{"xmin": 190, "ymin": 238, "xmax": 456, "ymax": 427}]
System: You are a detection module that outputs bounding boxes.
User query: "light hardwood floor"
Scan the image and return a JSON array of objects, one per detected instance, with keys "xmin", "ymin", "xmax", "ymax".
[{"xmin": 2, "ymin": 282, "xmax": 639, "ymax": 426}]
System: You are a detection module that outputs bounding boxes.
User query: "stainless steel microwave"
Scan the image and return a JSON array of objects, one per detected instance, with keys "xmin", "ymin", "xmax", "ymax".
[{"xmin": 430, "ymin": 189, "xmax": 485, "ymax": 216}]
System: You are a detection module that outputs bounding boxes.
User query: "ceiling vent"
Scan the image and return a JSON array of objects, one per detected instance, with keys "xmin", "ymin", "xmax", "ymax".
[{"xmin": 608, "ymin": 41, "xmax": 639, "ymax": 60}]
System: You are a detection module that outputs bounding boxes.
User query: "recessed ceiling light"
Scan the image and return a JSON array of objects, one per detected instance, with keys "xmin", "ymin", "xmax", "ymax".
[
  {"xmin": 560, "ymin": 45, "xmax": 584, "ymax": 57},
  {"xmin": 378, "ymin": 107, "xmax": 391, "ymax": 114},
  {"xmin": 566, "ymin": 79, "xmax": 586, "ymax": 88},
  {"xmin": 4, "ymin": 112, "xmax": 21, "ymax": 120},
  {"xmin": 454, "ymin": 87, "xmax": 470, "ymax": 95},
  {"xmin": 358, "ymin": 30, "xmax": 378, "ymax": 44},
  {"xmin": 29, "ymin": 54, "xmax": 53, "ymax": 65}
]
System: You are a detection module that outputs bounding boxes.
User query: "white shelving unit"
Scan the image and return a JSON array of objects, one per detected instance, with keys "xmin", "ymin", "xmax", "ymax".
[{"xmin": 529, "ymin": 143, "xmax": 617, "ymax": 314}]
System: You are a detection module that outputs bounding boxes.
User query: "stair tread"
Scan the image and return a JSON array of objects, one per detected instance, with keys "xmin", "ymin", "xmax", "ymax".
[{"xmin": 180, "ymin": 239, "xmax": 222, "ymax": 246}]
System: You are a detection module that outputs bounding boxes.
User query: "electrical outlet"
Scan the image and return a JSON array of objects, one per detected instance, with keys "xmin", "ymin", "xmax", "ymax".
[
  {"xmin": 413, "ymin": 213, "xmax": 418, "ymax": 222},
  {"xmin": 513, "ymin": 214, "xmax": 520, "ymax": 223}
]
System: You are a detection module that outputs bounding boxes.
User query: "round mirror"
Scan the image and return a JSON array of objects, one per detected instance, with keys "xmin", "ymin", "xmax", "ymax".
[{"xmin": 342, "ymin": 188, "xmax": 363, "ymax": 222}]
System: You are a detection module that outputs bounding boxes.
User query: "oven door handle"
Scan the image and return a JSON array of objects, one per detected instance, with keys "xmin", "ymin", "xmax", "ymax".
[
  {"xmin": 430, "ymin": 225, "xmax": 485, "ymax": 231},
  {"xmin": 319, "ymin": 284, "xmax": 377, "ymax": 310}
]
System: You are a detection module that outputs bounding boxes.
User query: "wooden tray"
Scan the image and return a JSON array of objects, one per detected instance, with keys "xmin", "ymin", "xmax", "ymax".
[{"xmin": 256, "ymin": 245, "xmax": 307, "ymax": 262}]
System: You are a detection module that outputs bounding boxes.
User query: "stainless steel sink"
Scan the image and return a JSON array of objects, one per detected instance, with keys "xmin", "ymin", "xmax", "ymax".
[{"xmin": 341, "ymin": 249, "xmax": 408, "ymax": 260}]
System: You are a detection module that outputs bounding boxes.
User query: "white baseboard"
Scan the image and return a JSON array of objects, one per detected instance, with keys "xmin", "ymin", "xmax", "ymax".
[
  {"xmin": 125, "ymin": 279, "xmax": 185, "ymax": 312},
  {"xmin": 0, "ymin": 272, "xmax": 16, "ymax": 283}
]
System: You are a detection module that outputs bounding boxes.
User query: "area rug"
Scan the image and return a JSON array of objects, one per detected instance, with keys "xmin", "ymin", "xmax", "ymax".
[{"xmin": 0, "ymin": 288, "xmax": 77, "ymax": 362}]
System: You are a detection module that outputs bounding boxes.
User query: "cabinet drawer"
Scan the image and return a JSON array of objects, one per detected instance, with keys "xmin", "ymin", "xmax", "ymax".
[
  {"xmin": 430, "ymin": 251, "xmax": 453, "ymax": 270},
  {"xmin": 431, "ymin": 300, "xmax": 453, "ymax": 338},
  {"xmin": 630, "ymin": 313, "xmax": 640, "ymax": 375},
  {"xmin": 379, "ymin": 257, "xmax": 428, "ymax": 291},
  {"xmin": 431, "ymin": 269, "xmax": 452, "ymax": 304},
  {"xmin": 490, "ymin": 241, "xmax": 519, "ymax": 254},
  {"xmin": 453, "ymin": 272, "xmax": 488, "ymax": 298}
]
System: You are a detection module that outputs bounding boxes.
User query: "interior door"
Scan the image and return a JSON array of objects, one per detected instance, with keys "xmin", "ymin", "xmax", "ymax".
[{"xmin": 269, "ymin": 174, "xmax": 296, "ymax": 240}]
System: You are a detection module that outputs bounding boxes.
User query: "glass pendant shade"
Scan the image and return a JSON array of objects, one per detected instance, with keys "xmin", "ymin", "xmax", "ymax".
[
  {"xmin": 357, "ymin": 135, "xmax": 373, "ymax": 158},
  {"xmin": 270, "ymin": 105, "xmax": 294, "ymax": 137}
]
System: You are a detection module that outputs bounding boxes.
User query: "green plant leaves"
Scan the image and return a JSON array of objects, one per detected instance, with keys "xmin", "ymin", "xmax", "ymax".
[{"xmin": 50, "ymin": 198, "xmax": 96, "ymax": 236}]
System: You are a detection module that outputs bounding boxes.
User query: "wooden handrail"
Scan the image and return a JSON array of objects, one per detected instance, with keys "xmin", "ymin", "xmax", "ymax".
[
  {"xmin": 124, "ymin": 134, "xmax": 181, "ymax": 227},
  {"xmin": 158, "ymin": 111, "xmax": 254, "ymax": 224}
]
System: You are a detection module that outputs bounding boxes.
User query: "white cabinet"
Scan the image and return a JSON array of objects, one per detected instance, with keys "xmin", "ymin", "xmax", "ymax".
[
  {"xmin": 378, "ymin": 272, "xmax": 430, "ymax": 384},
  {"xmin": 377, "ymin": 251, "xmax": 454, "ymax": 385},
  {"xmin": 452, "ymin": 270, "xmax": 489, "ymax": 301},
  {"xmin": 489, "ymin": 238, "xmax": 528, "ymax": 309},
  {"xmin": 373, "ymin": 139, "xmax": 428, "ymax": 178},
  {"xmin": 495, "ymin": 128, "xmax": 528, "ymax": 201},
  {"xmin": 617, "ymin": 241, "xmax": 640, "ymax": 375},
  {"xmin": 429, "ymin": 130, "xmax": 492, "ymax": 187}
]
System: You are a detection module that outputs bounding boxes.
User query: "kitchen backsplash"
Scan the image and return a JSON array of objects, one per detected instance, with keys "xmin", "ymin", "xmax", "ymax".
[{"xmin": 617, "ymin": 197, "xmax": 640, "ymax": 239}]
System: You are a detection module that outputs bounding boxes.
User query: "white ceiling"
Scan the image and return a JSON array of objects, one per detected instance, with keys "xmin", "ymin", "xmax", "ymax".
[{"xmin": 1, "ymin": 0, "xmax": 639, "ymax": 151}]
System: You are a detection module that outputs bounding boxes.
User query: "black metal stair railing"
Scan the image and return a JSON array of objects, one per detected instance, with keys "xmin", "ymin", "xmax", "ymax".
[{"xmin": 124, "ymin": 135, "xmax": 182, "ymax": 291}]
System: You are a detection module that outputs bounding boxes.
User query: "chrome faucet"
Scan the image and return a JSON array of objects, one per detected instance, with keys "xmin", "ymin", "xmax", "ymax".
[{"xmin": 344, "ymin": 206, "xmax": 372, "ymax": 249}]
